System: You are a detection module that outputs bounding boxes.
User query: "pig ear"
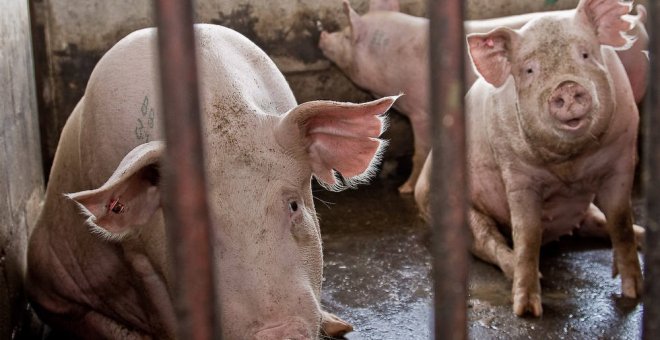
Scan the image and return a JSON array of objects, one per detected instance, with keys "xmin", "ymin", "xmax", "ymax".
[
  {"xmin": 575, "ymin": 0, "xmax": 634, "ymax": 49},
  {"xmin": 467, "ymin": 27, "xmax": 519, "ymax": 87},
  {"xmin": 66, "ymin": 141, "xmax": 163, "ymax": 240},
  {"xmin": 343, "ymin": 0, "xmax": 365, "ymax": 43},
  {"xmin": 369, "ymin": 0, "xmax": 400, "ymax": 12},
  {"xmin": 276, "ymin": 95, "xmax": 399, "ymax": 191}
]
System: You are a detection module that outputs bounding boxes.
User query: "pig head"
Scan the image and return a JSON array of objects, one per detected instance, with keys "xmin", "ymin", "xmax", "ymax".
[
  {"xmin": 26, "ymin": 24, "xmax": 397, "ymax": 339},
  {"xmin": 460, "ymin": 0, "xmax": 641, "ymax": 317}
]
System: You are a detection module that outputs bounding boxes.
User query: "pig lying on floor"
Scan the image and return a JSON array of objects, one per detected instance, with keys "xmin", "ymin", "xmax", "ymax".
[
  {"xmin": 26, "ymin": 24, "xmax": 397, "ymax": 339},
  {"xmin": 319, "ymin": 0, "xmax": 647, "ymax": 195},
  {"xmin": 424, "ymin": 0, "xmax": 643, "ymax": 317}
]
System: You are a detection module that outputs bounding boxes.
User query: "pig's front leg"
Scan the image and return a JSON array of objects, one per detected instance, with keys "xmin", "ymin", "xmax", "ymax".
[
  {"xmin": 507, "ymin": 187, "xmax": 543, "ymax": 317},
  {"xmin": 399, "ymin": 111, "xmax": 431, "ymax": 194},
  {"xmin": 597, "ymin": 173, "xmax": 643, "ymax": 299}
]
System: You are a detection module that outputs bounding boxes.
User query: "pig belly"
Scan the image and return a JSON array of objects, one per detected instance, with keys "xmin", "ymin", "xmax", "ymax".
[{"xmin": 540, "ymin": 194, "xmax": 593, "ymax": 243}]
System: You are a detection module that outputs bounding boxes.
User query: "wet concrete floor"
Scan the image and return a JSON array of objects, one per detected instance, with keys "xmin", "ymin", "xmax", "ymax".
[{"xmin": 316, "ymin": 178, "xmax": 644, "ymax": 340}]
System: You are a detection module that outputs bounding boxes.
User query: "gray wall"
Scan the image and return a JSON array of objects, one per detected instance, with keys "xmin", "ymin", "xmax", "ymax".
[
  {"xmin": 30, "ymin": 0, "xmax": 618, "ymax": 177},
  {"xmin": 1, "ymin": 0, "xmax": 45, "ymax": 338}
]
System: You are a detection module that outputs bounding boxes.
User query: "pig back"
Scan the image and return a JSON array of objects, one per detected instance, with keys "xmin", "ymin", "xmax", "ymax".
[{"xmin": 79, "ymin": 24, "xmax": 297, "ymax": 188}]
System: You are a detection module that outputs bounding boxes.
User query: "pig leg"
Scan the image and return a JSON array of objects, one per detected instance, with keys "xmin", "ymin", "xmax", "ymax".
[
  {"xmin": 414, "ymin": 153, "xmax": 432, "ymax": 222},
  {"xmin": 399, "ymin": 112, "xmax": 431, "ymax": 194},
  {"xmin": 506, "ymin": 188, "xmax": 543, "ymax": 317},
  {"xmin": 597, "ymin": 177, "xmax": 643, "ymax": 299},
  {"xmin": 469, "ymin": 209, "xmax": 515, "ymax": 279},
  {"xmin": 320, "ymin": 310, "xmax": 353, "ymax": 337},
  {"xmin": 577, "ymin": 203, "xmax": 645, "ymax": 250}
]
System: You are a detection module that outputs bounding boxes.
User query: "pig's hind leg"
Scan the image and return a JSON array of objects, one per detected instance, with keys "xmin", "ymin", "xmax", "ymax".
[
  {"xmin": 469, "ymin": 209, "xmax": 515, "ymax": 280},
  {"xmin": 321, "ymin": 310, "xmax": 353, "ymax": 337},
  {"xmin": 398, "ymin": 112, "xmax": 431, "ymax": 194},
  {"xmin": 578, "ymin": 203, "xmax": 645, "ymax": 250}
]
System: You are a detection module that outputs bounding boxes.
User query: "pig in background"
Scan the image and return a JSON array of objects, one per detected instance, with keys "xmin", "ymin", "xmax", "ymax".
[
  {"xmin": 427, "ymin": 0, "xmax": 641, "ymax": 317},
  {"xmin": 26, "ymin": 24, "xmax": 397, "ymax": 339},
  {"xmin": 318, "ymin": 0, "xmax": 648, "ymax": 196}
]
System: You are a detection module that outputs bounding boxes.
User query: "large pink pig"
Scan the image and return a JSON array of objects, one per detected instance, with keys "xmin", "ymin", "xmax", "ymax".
[
  {"xmin": 26, "ymin": 24, "xmax": 397, "ymax": 339},
  {"xmin": 461, "ymin": 0, "xmax": 641, "ymax": 317},
  {"xmin": 319, "ymin": 0, "xmax": 648, "ymax": 196}
]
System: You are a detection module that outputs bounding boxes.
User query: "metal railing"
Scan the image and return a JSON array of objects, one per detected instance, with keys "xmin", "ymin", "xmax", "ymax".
[
  {"xmin": 153, "ymin": 0, "xmax": 219, "ymax": 339},
  {"xmin": 428, "ymin": 0, "xmax": 469, "ymax": 339},
  {"xmin": 643, "ymin": 1, "xmax": 660, "ymax": 339}
]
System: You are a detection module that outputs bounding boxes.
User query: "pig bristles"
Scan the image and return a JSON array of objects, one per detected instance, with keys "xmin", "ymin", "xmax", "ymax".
[
  {"xmin": 64, "ymin": 193, "xmax": 130, "ymax": 242},
  {"xmin": 614, "ymin": 29, "xmax": 637, "ymax": 52},
  {"xmin": 612, "ymin": 3, "xmax": 637, "ymax": 51},
  {"xmin": 316, "ymin": 113, "xmax": 390, "ymax": 192},
  {"xmin": 312, "ymin": 195, "xmax": 335, "ymax": 209}
]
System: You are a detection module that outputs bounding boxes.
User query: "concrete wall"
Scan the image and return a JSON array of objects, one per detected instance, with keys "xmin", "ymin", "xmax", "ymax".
[
  {"xmin": 31, "ymin": 0, "xmax": 636, "ymax": 177},
  {"xmin": 1, "ymin": 0, "xmax": 45, "ymax": 338}
]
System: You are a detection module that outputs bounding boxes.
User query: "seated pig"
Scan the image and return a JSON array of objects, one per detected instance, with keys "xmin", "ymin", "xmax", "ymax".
[
  {"xmin": 26, "ymin": 24, "xmax": 397, "ymax": 338},
  {"xmin": 319, "ymin": 0, "xmax": 648, "ymax": 196},
  {"xmin": 456, "ymin": 0, "xmax": 642, "ymax": 316}
]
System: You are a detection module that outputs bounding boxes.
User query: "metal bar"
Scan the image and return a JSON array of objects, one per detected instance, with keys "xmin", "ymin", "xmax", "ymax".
[
  {"xmin": 153, "ymin": 1, "xmax": 219, "ymax": 339},
  {"xmin": 643, "ymin": 0, "xmax": 660, "ymax": 338},
  {"xmin": 428, "ymin": 0, "xmax": 468, "ymax": 339}
]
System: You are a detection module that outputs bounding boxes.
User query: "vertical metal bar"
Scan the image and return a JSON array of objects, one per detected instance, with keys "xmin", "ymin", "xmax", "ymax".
[
  {"xmin": 428, "ymin": 0, "xmax": 468, "ymax": 339},
  {"xmin": 643, "ymin": 1, "xmax": 660, "ymax": 338},
  {"xmin": 153, "ymin": 1, "xmax": 219, "ymax": 339}
]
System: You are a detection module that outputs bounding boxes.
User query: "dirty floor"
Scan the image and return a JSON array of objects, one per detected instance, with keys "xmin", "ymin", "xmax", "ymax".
[{"xmin": 316, "ymin": 178, "xmax": 644, "ymax": 340}]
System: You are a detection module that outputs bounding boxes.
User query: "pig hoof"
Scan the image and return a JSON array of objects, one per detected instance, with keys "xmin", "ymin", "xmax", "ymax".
[
  {"xmin": 321, "ymin": 311, "xmax": 353, "ymax": 337},
  {"xmin": 621, "ymin": 270, "xmax": 644, "ymax": 299},
  {"xmin": 513, "ymin": 292, "xmax": 543, "ymax": 317},
  {"xmin": 398, "ymin": 183, "xmax": 414, "ymax": 195}
]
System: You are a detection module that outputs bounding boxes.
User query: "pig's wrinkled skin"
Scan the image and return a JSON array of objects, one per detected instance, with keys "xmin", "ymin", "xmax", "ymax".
[
  {"xmin": 418, "ymin": 0, "xmax": 644, "ymax": 317},
  {"xmin": 319, "ymin": 0, "xmax": 647, "ymax": 195},
  {"xmin": 26, "ymin": 24, "xmax": 397, "ymax": 339}
]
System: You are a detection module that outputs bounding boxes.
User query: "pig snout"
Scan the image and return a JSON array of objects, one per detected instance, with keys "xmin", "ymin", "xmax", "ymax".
[
  {"xmin": 253, "ymin": 318, "xmax": 312, "ymax": 340},
  {"xmin": 548, "ymin": 81, "xmax": 593, "ymax": 130}
]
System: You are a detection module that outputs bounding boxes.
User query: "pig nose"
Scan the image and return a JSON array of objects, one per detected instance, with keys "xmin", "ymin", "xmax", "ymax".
[{"xmin": 548, "ymin": 81, "xmax": 592, "ymax": 128}]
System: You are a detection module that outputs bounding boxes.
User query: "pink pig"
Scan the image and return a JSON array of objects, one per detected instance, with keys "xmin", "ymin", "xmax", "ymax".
[
  {"xmin": 26, "ymin": 24, "xmax": 397, "ymax": 339},
  {"xmin": 319, "ymin": 0, "xmax": 648, "ymax": 196},
  {"xmin": 460, "ymin": 0, "xmax": 642, "ymax": 317},
  {"xmin": 319, "ymin": 0, "xmax": 430, "ymax": 194}
]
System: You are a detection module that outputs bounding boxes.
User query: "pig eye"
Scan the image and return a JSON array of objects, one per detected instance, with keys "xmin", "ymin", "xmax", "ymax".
[
  {"xmin": 289, "ymin": 201, "xmax": 299, "ymax": 213},
  {"xmin": 582, "ymin": 52, "xmax": 589, "ymax": 59},
  {"xmin": 526, "ymin": 68, "xmax": 533, "ymax": 74}
]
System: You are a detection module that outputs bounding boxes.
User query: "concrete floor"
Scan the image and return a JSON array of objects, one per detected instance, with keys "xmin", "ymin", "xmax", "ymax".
[{"xmin": 316, "ymin": 178, "xmax": 644, "ymax": 340}]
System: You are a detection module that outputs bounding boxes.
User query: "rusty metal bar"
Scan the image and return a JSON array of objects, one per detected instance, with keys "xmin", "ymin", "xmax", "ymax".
[
  {"xmin": 153, "ymin": 1, "xmax": 219, "ymax": 339},
  {"xmin": 643, "ymin": 1, "xmax": 660, "ymax": 338},
  {"xmin": 428, "ymin": 0, "xmax": 468, "ymax": 339}
]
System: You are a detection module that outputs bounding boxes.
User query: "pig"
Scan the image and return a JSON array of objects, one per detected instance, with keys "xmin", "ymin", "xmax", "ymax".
[
  {"xmin": 319, "ymin": 0, "xmax": 430, "ymax": 194},
  {"xmin": 319, "ymin": 0, "xmax": 648, "ymax": 195},
  {"xmin": 26, "ymin": 24, "xmax": 397, "ymax": 339},
  {"xmin": 419, "ymin": 0, "xmax": 643, "ymax": 317}
]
